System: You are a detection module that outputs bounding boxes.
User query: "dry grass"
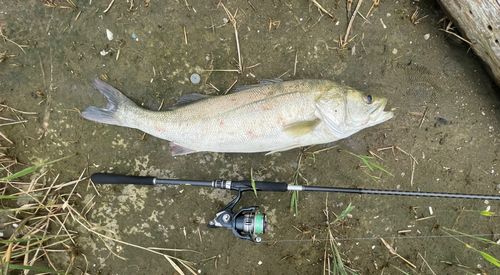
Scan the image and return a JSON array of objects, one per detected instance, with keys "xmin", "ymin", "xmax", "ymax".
[{"xmin": 0, "ymin": 122, "xmax": 197, "ymax": 274}]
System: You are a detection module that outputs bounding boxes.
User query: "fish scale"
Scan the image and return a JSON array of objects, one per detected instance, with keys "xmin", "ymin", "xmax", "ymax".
[{"xmin": 82, "ymin": 78, "xmax": 394, "ymax": 155}]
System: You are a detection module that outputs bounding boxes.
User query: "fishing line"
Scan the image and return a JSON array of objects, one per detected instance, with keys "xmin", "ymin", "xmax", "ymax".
[{"xmin": 259, "ymin": 234, "xmax": 500, "ymax": 243}]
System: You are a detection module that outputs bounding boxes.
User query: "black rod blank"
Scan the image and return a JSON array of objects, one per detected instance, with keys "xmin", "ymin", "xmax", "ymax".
[
  {"xmin": 91, "ymin": 173, "xmax": 500, "ymax": 200},
  {"xmin": 295, "ymin": 186, "xmax": 500, "ymax": 200}
]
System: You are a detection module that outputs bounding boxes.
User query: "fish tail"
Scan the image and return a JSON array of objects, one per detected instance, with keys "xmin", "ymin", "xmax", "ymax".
[{"xmin": 81, "ymin": 78, "xmax": 135, "ymax": 126}]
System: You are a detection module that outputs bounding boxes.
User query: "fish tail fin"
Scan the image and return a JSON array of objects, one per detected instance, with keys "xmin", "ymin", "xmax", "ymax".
[{"xmin": 81, "ymin": 78, "xmax": 135, "ymax": 126}]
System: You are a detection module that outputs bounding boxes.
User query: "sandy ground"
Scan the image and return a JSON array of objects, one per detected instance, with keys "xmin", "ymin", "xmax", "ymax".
[{"xmin": 1, "ymin": 0, "xmax": 500, "ymax": 274}]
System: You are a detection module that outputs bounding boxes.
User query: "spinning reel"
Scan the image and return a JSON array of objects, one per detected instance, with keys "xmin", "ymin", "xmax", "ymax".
[{"xmin": 207, "ymin": 185, "xmax": 266, "ymax": 242}]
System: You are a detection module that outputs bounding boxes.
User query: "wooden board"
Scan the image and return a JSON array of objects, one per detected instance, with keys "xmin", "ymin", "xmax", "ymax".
[{"xmin": 438, "ymin": 0, "xmax": 500, "ymax": 87}]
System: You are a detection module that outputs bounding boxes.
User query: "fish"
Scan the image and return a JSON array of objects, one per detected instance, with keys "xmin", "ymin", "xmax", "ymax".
[{"xmin": 81, "ymin": 78, "xmax": 393, "ymax": 156}]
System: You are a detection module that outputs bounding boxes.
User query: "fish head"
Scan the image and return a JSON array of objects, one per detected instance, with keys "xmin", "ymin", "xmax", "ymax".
[{"xmin": 316, "ymin": 88, "xmax": 394, "ymax": 138}]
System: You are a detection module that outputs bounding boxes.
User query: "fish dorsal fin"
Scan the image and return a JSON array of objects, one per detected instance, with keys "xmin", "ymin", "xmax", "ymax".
[
  {"xmin": 172, "ymin": 93, "xmax": 211, "ymax": 107},
  {"xmin": 231, "ymin": 78, "xmax": 283, "ymax": 93},
  {"xmin": 283, "ymin": 119, "xmax": 321, "ymax": 137}
]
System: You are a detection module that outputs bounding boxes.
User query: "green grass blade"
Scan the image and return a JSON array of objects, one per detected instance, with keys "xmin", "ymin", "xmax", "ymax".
[
  {"xmin": 0, "ymin": 195, "xmax": 19, "ymax": 199},
  {"xmin": 361, "ymin": 158, "xmax": 373, "ymax": 171},
  {"xmin": 0, "ymin": 206, "xmax": 46, "ymax": 212},
  {"xmin": 479, "ymin": 211, "xmax": 496, "ymax": 216},
  {"xmin": 0, "ymin": 237, "xmax": 43, "ymax": 244},
  {"xmin": 7, "ymin": 264, "xmax": 63, "ymax": 274},
  {"xmin": 367, "ymin": 161, "xmax": 393, "ymax": 176},
  {"xmin": 333, "ymin": 203, "xmax": 355, "ymax": 223},
  {"xmin": 289, "ymin": 191, "xmax": 298, "ymax": 214},
  {"xmin": 0, "ymin": 153, "xmax": 76, "ymax": 181},
  {"xmin": 250, "ymin": 168, "xmax": 258, "ymax": 198},
  {"xmin": 442, "ymin": 227, "xmax": 500, "ymax": 245},
  {"xmin": 1, "ymin": 166, "xmax": 37, "ymax": 181},
  {"xmin": 479, "ymin": 251, "xmax": 500, "ymax": 268}
]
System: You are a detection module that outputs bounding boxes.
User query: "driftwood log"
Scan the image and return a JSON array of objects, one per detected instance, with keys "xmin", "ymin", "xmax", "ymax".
[{"xmin": 437, "ymin": 0, "xmax": 500, "ymax": 87}]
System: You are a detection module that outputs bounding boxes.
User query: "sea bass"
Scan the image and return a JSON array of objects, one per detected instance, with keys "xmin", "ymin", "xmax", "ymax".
[{"xmin": 82, "ymin": 78, "xmax": 393, "ymax": 156}]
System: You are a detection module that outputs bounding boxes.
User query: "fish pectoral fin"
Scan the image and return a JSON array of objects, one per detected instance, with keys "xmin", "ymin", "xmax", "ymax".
[
  {"xmin": 170, "ymin": 142, "xmax": 198, "ymax": 156},
  {"xmin": 283, "ymin": 119, "xmax": 321, "ymax": 137},
  {"xmin": 172, "ymin": 93, "xmax": 212, "ymax": 108}
]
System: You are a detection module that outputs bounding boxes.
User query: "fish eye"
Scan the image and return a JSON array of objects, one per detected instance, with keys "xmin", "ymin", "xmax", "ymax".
[{"xmin": 363, "ymin": 94, "xmax": 373, "ymax": 104}]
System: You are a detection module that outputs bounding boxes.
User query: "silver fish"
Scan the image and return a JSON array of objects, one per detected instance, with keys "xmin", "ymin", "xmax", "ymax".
[{"xmin": 82, "ymin": 78, "xmax": 393, "ymax": 155}]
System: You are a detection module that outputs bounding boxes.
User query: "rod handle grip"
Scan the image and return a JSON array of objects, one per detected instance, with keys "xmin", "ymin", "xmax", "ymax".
[{"xmin": 91, "ymin": 173, "xmax": 155, "ymax": 185}]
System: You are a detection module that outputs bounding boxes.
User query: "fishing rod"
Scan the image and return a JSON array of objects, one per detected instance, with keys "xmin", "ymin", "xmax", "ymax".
[{"xmin": 91, "ymin": 173, "xmax": 500, "ymax": 243}]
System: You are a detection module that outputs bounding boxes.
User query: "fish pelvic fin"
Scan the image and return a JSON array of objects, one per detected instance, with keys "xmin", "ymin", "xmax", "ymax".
[
  {"xmin": 283, "ymin": 119, "xmax": 321, "ymax": 137},
  {"xmin": 81, "ymin": 78, "xmax": 135, "ymax": 126},
  {"xmin": 170, "ymin": 142, "xmax": 198, "ymax": 156}
]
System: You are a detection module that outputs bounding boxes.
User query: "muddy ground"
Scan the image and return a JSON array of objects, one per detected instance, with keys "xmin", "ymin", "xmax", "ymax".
[{"xmin": 1, "ymin": 0, "xmax": 500, "ymax": 274}]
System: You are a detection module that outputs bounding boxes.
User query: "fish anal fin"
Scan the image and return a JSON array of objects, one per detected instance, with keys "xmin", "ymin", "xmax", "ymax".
[
  {"xmin": 170, "ymin": 142, "xmax": 198, "ymax": 156},
  {"xmin": 283, "ymin": 119, "xmax": 320, "ymax": 137}
]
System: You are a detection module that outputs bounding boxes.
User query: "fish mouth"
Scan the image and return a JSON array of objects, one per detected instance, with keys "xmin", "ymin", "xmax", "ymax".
[{"xmin": 369, "ymin": 100, "xmax": 394, "ymax": 124}]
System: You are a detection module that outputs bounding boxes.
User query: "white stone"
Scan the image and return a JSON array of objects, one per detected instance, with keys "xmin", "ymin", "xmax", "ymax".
[{"xmin": 106, "ymin": 29, "xmax": 113, "ymax": 41}]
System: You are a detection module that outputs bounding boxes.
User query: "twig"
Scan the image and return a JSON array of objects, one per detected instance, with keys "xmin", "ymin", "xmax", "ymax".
[
  {"xmin": 247, "ymin": 0, "xmax": 257, "ymax": 11},
  {"xmin": 207, "ymin": 83, "xmax": 220, "ymax": 92},
  {"xmin": 309, "ymin": 0, "xmax": 335, "ymax": 19},
  {"xmin": 103, "ymin": 0, "xmax": 115, "ymax": 13},
  {"xmin": 0, "ymin": 104, "xmax": 37, "ymax": 115},
  {"xmin": 224, "ymin": 79, "xmax": 238, "ymax": 95},
  {"xmin": 184, "ymin": 0, "xmax": 191, "ymax": 11},
  {"xmin": 183, "ymin": 27, "xmax": 188, "ymax": 44},
  {"xmin": 357, "ymin": 10, "xmax": 370, "ymax": 24},
  {"xmin": 0, "ymin": 131, "xmax": 14, "ymax": 144},
  {"xmin": 439, "ymin": 29, "xmax": 471, "ymax": 45},
  {"xmin": 0, "ymin": 120, "xmax": 28, "ymax": 127},
  {"xmin": 417, "ymin": 252, "xmax": 436, "ymax": 275},
  {"xmin": 380, "ymin": 18, "xmax": 387, "ymax": 29},
  {"xmin": 293, "ymin": 50, "xmax": 298, "ymax": 76},
  {"xmin": 221, "ymin": 4, "xmax": 243, "ymax": 73},
  {"xmin": 343, "ymin": 0, "xmax": 363, "ymax": 47},
  {"xmin": 410, "ymin": 158, "xmax": 415, "ymax": 186},
  {"xmin": 0, "ymin": 29, "xmax": 28, "ymax": 54},
  {"xmin": 415, "ymin": 216, "xmax": 435, "ymax": 221},
  {"xmin": 395, "ymin": 146, "xmax": 418, "ymax": 165},
  {"xmin": 418, "ymin": 106, "xmax": 428, "ymax": 129},
  {"xmin": 379, "ymin": 237, "xmax": 416, "ymax": 268}
]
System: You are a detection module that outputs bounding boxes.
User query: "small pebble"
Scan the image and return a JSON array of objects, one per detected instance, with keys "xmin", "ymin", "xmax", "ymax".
[
  {"xmin": 106, "ymin": 29, "xmax": 113, "ymax": 41},
  {"xmin": 190, "ymin": 73, "xmax": 201, "ymax": 84},
  {"xmin": 424, "ymin": 33, "xmax": 430, "ymax": 40},
  {"xmin": 392, "ymin": 48, "xmax": 398, "ymax": 55}
]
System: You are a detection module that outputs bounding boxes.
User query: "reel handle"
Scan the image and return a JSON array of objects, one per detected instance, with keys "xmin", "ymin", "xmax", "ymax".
[{"xmin": 91, "ymin": 173, "xmax": 155, "ymax": 185}]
